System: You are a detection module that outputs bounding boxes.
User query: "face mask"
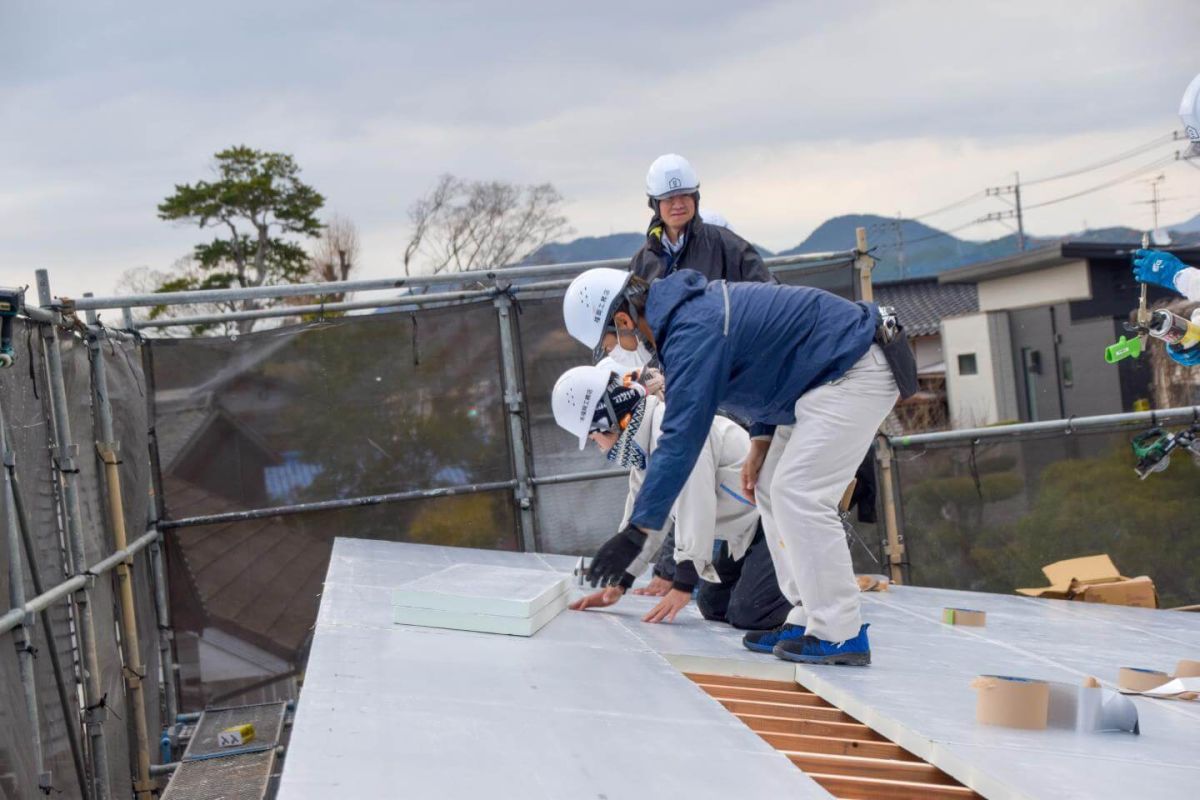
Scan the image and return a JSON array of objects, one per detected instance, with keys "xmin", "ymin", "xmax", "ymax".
[{"xmin": 607, "ymin": 338, "xmax": 654, "ymax": 369}]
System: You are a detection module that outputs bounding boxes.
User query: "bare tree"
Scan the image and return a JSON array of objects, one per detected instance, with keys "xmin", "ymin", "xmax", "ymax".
[
  {"xmin": 403, "ymin": 175, "xmax": 572, "ymax": 276},
  {"xmin": 113, "ymin": 258, "xmax": 241, "ymax": 337},
  {"xmin": 303, "ymin": 214, "xmax": 360, "ymax": 302}
]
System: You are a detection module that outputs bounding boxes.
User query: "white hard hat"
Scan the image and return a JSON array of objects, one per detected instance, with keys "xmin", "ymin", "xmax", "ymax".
[
  {"xmin": 700, "ymin": 208, "xmax": 732, "ymax": 231},
  {"xmin": 1180, "ymin": 72, "xmax": 1200, "ymax": 158},
  {"xmin": 551, "ymin": 365, "xmax": 614, "ymax": 449},
  {"xmin": 562, "ymin": 267, "xmax": 631, "ymax": 351},
  {"xmin": 646, "ymin": 153, "xmax": 699, "ymax": 200}
]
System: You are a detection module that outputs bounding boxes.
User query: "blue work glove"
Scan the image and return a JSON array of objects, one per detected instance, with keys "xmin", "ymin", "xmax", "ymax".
[
  {"xmin": 1167, "ymin": 343, "xmax": 1200, "ymax": 367},
  {"xmin": 1132, "ymin": 249, "xmax": 1187, "ymax": 292}
]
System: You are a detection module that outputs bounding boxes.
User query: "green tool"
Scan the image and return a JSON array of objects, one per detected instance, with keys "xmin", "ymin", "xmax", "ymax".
[
  {"xmin": 1131, "ymin": 425, "xmax": 1200, "ymax": 479},
  {"xmin": 1105, "ymin": 232, "xmax": 1152, "ymax": 364},
  {"xmin": 1104, "ymin": 335, "xmax": 1143, "ymax": 364}
]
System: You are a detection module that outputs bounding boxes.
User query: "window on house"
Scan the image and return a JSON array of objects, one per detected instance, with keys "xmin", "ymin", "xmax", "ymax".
[
  {"xmin": 1061, "ymin": 356, "xmax": 1074, "ymax": 387},
  {"xmin": 957, "ymin": 353, "xmax": 978, "ymax": 376}
]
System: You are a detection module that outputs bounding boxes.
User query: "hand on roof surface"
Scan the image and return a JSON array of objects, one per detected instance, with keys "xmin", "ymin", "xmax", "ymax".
[
  {"xmin": 569, "ymin": 585, "xmax": 625, "ymax": 612},
  {"xmin": 642, "ymin": 588, "xmax": 692, "ymax": 624},
  {"xmin": 631, "ymin": 575, "xmax": 672, "ymax": 597}
]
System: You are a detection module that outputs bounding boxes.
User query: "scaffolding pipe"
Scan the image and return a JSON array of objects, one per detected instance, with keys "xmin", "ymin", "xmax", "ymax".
[
  {"xmin": 1, "ymin": 394, "xmax": 47, "ymax": 792},
  {"xmin": 530, "ymin": 468, "xmax": 628, "ymax": 486},
  {"xmin": 855, "ymin": 226, "xmax": 875, "ymax": 302},
  {"xmin": 158, "ymin": 479, "xmax": 519, "ymax": 530},
  {"xmin": 890, "ymin": 406, "xmax": 1200, "ymax": 449},
  {"xmin": 0, "ymin": 529, "xmax": 160, "ymax": 636},
  {"xmin": 130, "ymin": 279, "xmax": 574, "ymax": 330},
  {"xmin": 148, "ymin": 537, "xmax": 178, "ymax": 726},
  {"xmin": 66, "ymin": 251, "xmax": 856, "ymax": 312},
  {"xmin": 494, "ymin": 294, "xmax": 538, "ymax": 551},
  {"xmin": 873, "ymin": 435, "xmax": 906, "ymax": 585},
  {"xmin": 36, "ymin": 269, "xmax": 112, "ymax": 800},
  {"xmin": 19, "ymin": 302, "xmax": 139, "ymax": 344},
  {"xmin": 5, "ymin": 433, "xmax": 90, "ymax": 799},
  {"xmin": 85, "ymin": 297, "xmax": 156, "ymax": 799}
]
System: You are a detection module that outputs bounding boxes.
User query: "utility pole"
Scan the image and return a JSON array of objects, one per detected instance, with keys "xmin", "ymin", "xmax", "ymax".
[
  {"xmin": 1132, "ymin": 173, "xmax": 1168, "ymax": 232},
  {"xmin": 894, "ymin": 212, "xmax": 906, "ymax": 281},
  {"xmin": 984, "ymin": 172, "xmax": 1026, "ymax": 251},
  {"xmin": 1013, "ymin": 172, "xmax": 1025, "ymax": 252}
]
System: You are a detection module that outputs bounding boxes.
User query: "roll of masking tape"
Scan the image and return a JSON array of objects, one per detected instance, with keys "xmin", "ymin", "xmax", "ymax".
[
  {"xmin": 1174, "ymin": 659, "xmax": 1200, "ymax": 679},
  {"xmin": 1117, "ymin": 667, "xmax": 1170, "ymax": 692},
  {"xmin": 972, "ymin": 675, "xmax": 1049, "ymax": 730},
  {"xmin": 943, "ymin": 608, "xmax": 986, "ymax": 627}
]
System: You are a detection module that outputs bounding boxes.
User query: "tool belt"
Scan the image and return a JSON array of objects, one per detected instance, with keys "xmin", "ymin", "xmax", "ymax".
[{"xmin": 875, "ymin": 306, "xmax": 919, "ymax": 399}]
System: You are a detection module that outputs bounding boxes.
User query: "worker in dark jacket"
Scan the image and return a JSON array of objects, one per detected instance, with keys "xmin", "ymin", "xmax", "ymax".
[
  {"xmin": 628, "ymin": 154, "xmax": 773, "ymax": 285},
  {"xmin": 562, "ymin": 267, "xmax": 899, "ymax": 666}
]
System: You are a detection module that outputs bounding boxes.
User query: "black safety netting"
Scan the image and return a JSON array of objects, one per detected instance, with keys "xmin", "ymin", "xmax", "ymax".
[
  {"xmin": 516, "ymin": 296, "xmax": 630, "ymax": 554},
  {"xmin": 893, "ymin": 428, "xmax": 1200, "ymax": 608},
  {"xmin": 146, "ymin": 304, "xmax": 517, "ymax": 710},
  {"xmin": 0, "ymin": 319, "xmax": 160, "ymax": 800},
  {"xmin": 165, "ymin": 491, "xmax": 516, "ymax": 711},
  {"xmin": 773, "ymin": 259, "xmax": 858, "ymax": 300}
]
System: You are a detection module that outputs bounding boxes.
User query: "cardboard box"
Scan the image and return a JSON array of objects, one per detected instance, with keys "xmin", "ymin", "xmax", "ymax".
[{"xmin": 1016, "ymin": 554, "xmax": 1158, "ymax": 609}]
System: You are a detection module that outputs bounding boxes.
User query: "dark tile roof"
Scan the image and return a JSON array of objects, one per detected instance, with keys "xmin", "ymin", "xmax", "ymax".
[{"xmin": 875, "ymin": 279, "xmax": 979, "ymax": 337}]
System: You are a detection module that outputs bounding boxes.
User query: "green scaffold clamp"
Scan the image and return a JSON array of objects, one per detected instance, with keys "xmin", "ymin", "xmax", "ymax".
[{"xmin": 1104, "ymin": 335, "xmax": 1143, "ymax": 364}]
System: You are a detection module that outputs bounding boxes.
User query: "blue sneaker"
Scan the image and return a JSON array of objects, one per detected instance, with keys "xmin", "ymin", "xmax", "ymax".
[
  {"xmin": 773, "ymin": 624, "xmax": 871, "ymax": 666},
  {"xmin": 742, "ymin": 623, "xmax": 806, "ymax": 654}
]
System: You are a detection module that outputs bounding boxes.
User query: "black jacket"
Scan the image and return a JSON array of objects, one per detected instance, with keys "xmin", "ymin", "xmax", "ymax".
[{"xmin": 628, "ymin": 214, "xmax": 774, "ymax": 284}]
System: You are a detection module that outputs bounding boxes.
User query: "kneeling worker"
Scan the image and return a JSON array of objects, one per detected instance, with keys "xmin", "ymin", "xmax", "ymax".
[
  {"xmin": 562, "ymin": 268, "xmax": 909, "ymax": 665},
  {"xmin": 552, "ymin": 362, "xmax": 790, "ymax": 628}
]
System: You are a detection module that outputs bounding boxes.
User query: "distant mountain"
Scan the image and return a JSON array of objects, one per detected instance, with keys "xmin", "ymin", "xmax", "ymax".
[
  {"xmin": 1168, "ymin": 212, "xmax": 1200, "ymax": 235},
  {"xmin": 527, "ymin": 213, "xmax": 1200, "ymax": 283},
  {"xmin": 779, "ymin": 214, "xmax": 1058, "ymax": 282},
  {"xmin": 526, "ymin": 233, "xmax": 645, "ymax": 265},
  {"xmin": 525, "ymin": 230, "xmax": 774, "ymax": 265}
]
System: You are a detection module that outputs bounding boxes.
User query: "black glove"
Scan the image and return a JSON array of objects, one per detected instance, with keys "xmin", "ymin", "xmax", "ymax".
[
  {"xmin": 671, "ymin": 560, "xmax": 699, "ymax": 593},
  {"xmin": 588, "ymin": 525, "xmax": 647, "ymax": 588}
]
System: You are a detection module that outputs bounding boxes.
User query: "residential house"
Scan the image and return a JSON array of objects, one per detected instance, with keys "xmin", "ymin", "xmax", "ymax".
[{"xmin": 936, "ymin": 243, "xmax": 1200, "ymax": 428}]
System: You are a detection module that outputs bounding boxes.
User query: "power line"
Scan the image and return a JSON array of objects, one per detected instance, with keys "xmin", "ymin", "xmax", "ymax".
[
  {"xmin": 876, "ymin": 218, "xmax": 989, "ymax": 249},
  {"xmin": 885, "ymin": 131, "xmax": 1181, "ymax": 228},
  {"xmin": 1023, "ymin": 153, "xmax": 1179, "ymax": 211},
  {"xmin": 1021, "ymin": 131, "xmax": 1180, "ymax": 187},
  {"xmin": 908, "ymin": 190, "xmax": 987, "ymax": 221}
]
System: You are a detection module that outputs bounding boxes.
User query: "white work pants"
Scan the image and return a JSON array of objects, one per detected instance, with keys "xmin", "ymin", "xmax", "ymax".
[{"xmin": 758, "ymin": 345, "xmax": 898, "ymax": 642}]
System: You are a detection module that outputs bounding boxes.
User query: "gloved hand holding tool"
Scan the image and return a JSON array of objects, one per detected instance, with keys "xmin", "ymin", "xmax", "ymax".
[
  {"xmin": 1132, "ymin": 249, "xmax": 1187, "ymax": 292},
  {"xmin": 587, "ymin": 524, "xmax": 647, "ymax": 588}
]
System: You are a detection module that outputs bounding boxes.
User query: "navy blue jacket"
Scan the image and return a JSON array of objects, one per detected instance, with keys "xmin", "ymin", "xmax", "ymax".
[{"xmin": 629, "ymin": 270, "xmax": 878, "ymax": 531}]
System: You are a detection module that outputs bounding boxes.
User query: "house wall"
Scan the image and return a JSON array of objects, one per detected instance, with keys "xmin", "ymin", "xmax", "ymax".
[
  {"xmin": 912, "ymin": 335, "xmax": 943, "ymax": 374},
  {"xmin": 941, "ymin": 312, "xmax": 1018, "ymax": 427},
  {"xmin": 977, "ymin": 260, "xmax": 1091, "ymax": 312}
]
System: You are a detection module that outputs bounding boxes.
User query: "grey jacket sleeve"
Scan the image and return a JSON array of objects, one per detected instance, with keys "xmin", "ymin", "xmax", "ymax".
[{"xmin": 653, "ymin": 529, "xmax": 677, "ymax": 579}]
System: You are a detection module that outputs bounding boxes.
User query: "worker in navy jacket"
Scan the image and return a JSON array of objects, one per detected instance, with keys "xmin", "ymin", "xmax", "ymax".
[{"xmin": 562, "ymin": 267, "xmax": 898, "ymax": 666}]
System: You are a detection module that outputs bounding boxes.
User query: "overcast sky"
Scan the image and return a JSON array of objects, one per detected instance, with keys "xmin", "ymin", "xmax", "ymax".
[{"xmin": 2, "ymin": 0, "xmax": 1199, "ymax": 298}]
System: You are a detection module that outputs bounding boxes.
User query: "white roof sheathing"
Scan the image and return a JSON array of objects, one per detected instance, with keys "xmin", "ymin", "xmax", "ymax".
[{"xmin": 280, "ymin": 538, "xmax": 1200, "ymax": 800}]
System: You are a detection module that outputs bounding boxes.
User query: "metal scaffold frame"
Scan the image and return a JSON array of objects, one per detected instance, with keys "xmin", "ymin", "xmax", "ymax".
[
  {"xmin": 57, "ymin": 242, "xmax": 865, "ymax": 557},
  {"xmin": 6, "ymin": 227, "xmax": 1200, "ymax": 797},
  {"xmin": 0, "ymin": 239, "xmax": 862, "ymax": 797}
]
